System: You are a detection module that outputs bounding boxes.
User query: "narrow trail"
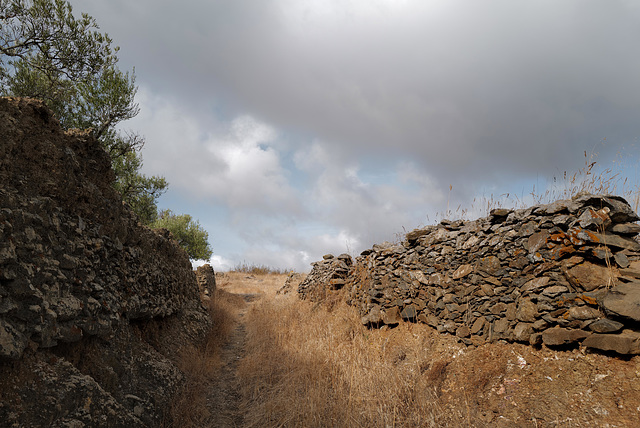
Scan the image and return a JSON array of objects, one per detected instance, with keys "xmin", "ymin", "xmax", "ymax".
[{"xmin": 206, "ymin": 293, "xmax": 258, "ymax": 428}]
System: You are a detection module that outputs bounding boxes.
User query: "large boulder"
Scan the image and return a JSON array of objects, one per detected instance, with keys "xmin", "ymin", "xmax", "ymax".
[{"xmin": 583, "ymin": 330, "xmax": 640, "ymax": 355}]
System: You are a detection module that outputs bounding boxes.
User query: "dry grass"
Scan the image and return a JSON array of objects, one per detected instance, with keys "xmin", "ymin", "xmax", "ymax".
[
  {"xmin": 233, "ymin": 290, "xmax": 640, "ymax": 427},
  {"xmin": 231, "ymin": 262, "xmax": 292, "ymax": 275},
  {"xmin": 236, "ymin": 292, "xmax": 475, "ymax": 428},
  {"xmin": 164, "ymin": 272, "xmax": 640, "ymax": 427},
  {"xmin": 438, "ymin": 148, "xmax": 640, "ymax": 222},
  {"xmin": 216, "ymin": 271, "xmax": 289, "ymax": 296},
  {"xmin": 166, "ymin": 288, "xmax": 245, "ymax": 427},
  {"xmin": 165, "ymin": 271, "xmax": 290, "ymax": 427}
]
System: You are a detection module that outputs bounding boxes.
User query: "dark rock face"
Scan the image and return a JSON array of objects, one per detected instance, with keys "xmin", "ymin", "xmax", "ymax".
[
  {"xmin": 0, "ymin": 98, "xmax": 211, "ymax": 426},
  {"xmin": 196, "ymin": 263, "xmax": 217, "ymax": 300},
  {"xmin": 601, "ymin": 282, "xmax": 640, "ymax": 322},
  {"xmin": 299, "ymin": 191, "xmax": 640, "ymax": 355}
]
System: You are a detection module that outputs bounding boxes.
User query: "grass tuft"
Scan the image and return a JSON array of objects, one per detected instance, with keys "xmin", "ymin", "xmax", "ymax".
[{"xmin": 436, "ymin": 147, "xmax": 640, "ymax": 222}]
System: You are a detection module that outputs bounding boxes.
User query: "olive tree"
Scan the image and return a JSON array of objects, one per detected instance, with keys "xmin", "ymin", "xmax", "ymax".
[
  {"xmin": 0, "ymin": 0, "xmax": 166, "ymax": 222},
  {"xmin": 1, "ymin": 0, "xmax": 212, "ymax": 258},
  {"xmin": 152, "ymin": 210, "xmax": 213, "ymax": 261}
]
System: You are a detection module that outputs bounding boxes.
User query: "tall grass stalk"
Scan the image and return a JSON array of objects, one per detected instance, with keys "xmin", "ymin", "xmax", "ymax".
[
  {"xmin": 231, "ymin": 262, "xmax": 291, "ymax": 275},
  {"xmin": 438, "ymin": 148, "xmax": 640, "ymax": 222}
]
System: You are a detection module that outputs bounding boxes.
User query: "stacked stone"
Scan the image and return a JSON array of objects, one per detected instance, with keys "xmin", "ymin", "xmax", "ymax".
[
  {"xmin": 195, "ymin": 264, "xmax": 217, "ymax": 301},
  {"xmin": 300, "ymin": 194, "xmax": 640, "ymax": 355},
  {"xmin": 0, "ymin": 182, "xmax": 199, "ymax": 360},
  {"xmin": 277, "ymin": 272, "xmax": 307, "ymax": 295},
  {"xmin": 0, "ymin": 98, "xmax": 203, "ymax": 360},
  {"xmin": 298, "ymin": 253, "xmax": 353, "ymax": 301}
]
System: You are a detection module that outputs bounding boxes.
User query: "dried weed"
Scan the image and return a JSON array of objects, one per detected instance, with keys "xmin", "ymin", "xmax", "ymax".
[{"xmin": 236, "ymin": 293, "xmax": 471, "ymax": 427}]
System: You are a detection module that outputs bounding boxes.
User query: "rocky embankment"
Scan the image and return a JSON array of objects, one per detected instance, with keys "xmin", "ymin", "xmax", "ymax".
[
  {"xmin": 0, "ymin": 97, "xmax": 212, "ymax": 427},
  {"xmin": 300, "ymin": 194, "xmax": 640, "ymax": 355}
]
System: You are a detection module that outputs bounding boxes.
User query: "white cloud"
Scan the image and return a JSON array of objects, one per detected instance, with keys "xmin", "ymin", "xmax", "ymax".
[
  {"xmin": 292, "ymin": 141, "xmax": 447, "ymax": 248},
  {"xmin": 206, "ymin": 116, "xmax": 298, "ymax": 212},
  {"xmin": 83, "ymin": 0, "xmax": 640, "ymax": 188},
  {"xmin": 128, "ymin": 88, "xmax": 301, "ymax": 216},
  {"xmin": 240, "ymin": 228, "xmax": 360, "ymax": 272},
  {"xmin": 192, "ymin": 255, "xmax": 236, "ymax": 272},
  {"xmin": 209, "ymin": 255, "xmax": 235, "ymax": 272}
]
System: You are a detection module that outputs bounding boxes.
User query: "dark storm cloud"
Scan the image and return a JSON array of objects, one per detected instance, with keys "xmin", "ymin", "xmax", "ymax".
[
  {"xmin": 81, "ymin": 0, "xmax": 640, "ymax": 186},
  {"xmin": 75, "ymin": 0, "xmax": 640, "ymax": 269}
]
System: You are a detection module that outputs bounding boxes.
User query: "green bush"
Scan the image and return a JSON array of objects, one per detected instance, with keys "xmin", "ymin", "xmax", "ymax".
[{"xmin": 152, "ymin": 210, "xmax": 213, "ymax": 261}]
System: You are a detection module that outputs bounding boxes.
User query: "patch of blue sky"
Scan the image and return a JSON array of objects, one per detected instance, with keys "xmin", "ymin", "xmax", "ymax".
[{"xmin": 154, "ymin": 186, "xmax": 241, "ymax": 254}]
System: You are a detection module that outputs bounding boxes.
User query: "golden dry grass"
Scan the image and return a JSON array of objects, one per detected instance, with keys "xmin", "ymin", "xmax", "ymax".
[
  {"xmin": 166, "ymin": 272, "xmax": 288, "ymax": 427},
  {"xmin": 216, "ymin": 271, "xmax": 289, "ymax": 296},
  {"xmin": 236, "ymin": 291, "xmax": 472, "ymax": 427},
  {"xmin": 166, "ymin": 271, "xmax": 640, "ymax": 427},
  {"xmin": 234, "ymin": 290, "xmax": 640, "ymax": 427},
  {"xmin": 232, "ymin": 262, "xmax": 292, "ymax": 275}
]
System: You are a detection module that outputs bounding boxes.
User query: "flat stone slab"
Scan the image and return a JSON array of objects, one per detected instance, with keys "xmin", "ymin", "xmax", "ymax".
[
  {"xmin": 601, "ymin": 282, "xmax": 640, "ymax": 322},
  {"xmin": 0, "ymin": 319, "xmax": 28, "ymax": 359},
  {"xmin": 400, "ymin": 305, "xmax": 417, "ymax": 321},
  {"xmin": 382, "ymin": 306, "xmax": 400, "ymax": 325},
  {"xmin": 589, "ymin": 318, "xmax": 624, "ymax": 333},
  {"xmin": 583, "ymin": 330, "xmax": 640, "ymax": 355},
  {"xmin": 568, "ymin": 263, "xmax": 618, "ymax": 292},
  {"xmin": 542, "ymin": 327, "xmax": 590, "ymax": 346},
  {"xmin": 361, "ymin": 305, "xmax": 383, "ymax": 325}
]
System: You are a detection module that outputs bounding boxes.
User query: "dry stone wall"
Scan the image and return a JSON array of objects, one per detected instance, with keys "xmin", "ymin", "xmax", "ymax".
[
  {"xmin": 299, "ymin": 194, "xmax": 640, "ymax": 355},
  {"xmin": 195, "ymin": 263, "xmax": 216, "ymax": 301},
  {"xmin": 0, "ymin": 97, "xmax": 211, "ymax": 427}
]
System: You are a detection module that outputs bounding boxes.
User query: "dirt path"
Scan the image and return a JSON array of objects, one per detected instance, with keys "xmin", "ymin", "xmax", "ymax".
[{"xmin": 206, "ymin": 294, "xmax": 257, "ymax": 428}]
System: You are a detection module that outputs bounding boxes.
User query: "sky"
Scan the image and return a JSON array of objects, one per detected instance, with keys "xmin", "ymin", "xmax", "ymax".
[{"xmin": 73, "ymin": 0, "xmax": 640, "ymax": 272}]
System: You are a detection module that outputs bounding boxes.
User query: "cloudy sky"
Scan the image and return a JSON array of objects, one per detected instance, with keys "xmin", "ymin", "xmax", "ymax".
[{"xmin": 74, "ymin": 0, "xmax": 640, "ymax": 272}]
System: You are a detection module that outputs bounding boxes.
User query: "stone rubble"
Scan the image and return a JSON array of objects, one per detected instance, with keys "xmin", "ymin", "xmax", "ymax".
[
  {"xmin": 299, "ymin": 194, "xmax": 640, "ymax": 355},
  {"xmin": 277, "ymin": 271, "xmax": 307, "ymax": 295}
]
